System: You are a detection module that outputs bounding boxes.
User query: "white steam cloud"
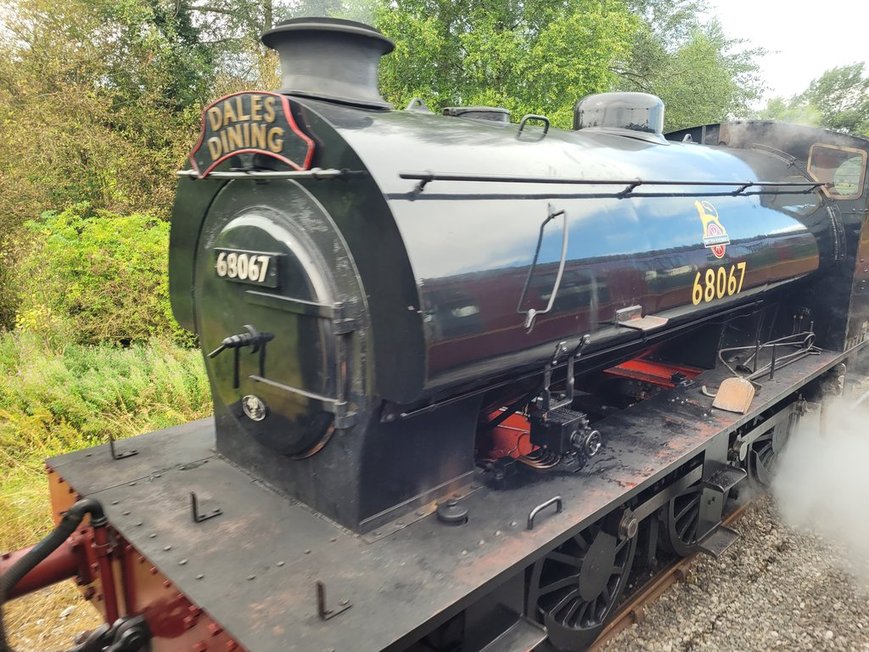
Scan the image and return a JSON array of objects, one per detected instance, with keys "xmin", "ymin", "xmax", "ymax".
[{"xmin": 772, "ymin": 395, "xmax": 869, "ymax": 585}]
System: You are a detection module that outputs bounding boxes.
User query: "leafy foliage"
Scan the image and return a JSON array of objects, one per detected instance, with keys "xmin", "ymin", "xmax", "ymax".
[
  {"xmin": 802, "ymin": 64, "xmax": 869, "ymax": 136},
  {"xmin": 15, "ymin": 204, "xmax": 191, "ymax": 346},
  {"xmin": 0, "ymin": 0, "xmax": 218, "ymax": 326},
  {"xmin": 0, "ymin": 332, "xmax": 210, "ymax": 548},
  {"xmin": 759, "ymin": 96, "xmax": 822, "ymax": 127},
  {"xmin": 375, "ymin": 0, "xmax": 639, "ymax": 128},
  {"xmin": 652, "ymin": 23, "xmax": 763, "ymax": 131},
  {"xmin": 616, "ymin": 2, "xmax": 763, "ymax": 131},
  {"xmin": 760, "ymin": 64, "xmax": 869, "ymax": 136},
  {"xmin": 0, "ymin": 0, "xmax": 213, "ymax": 221}
]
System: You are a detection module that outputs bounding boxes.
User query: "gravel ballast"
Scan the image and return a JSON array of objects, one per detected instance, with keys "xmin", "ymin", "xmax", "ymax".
[{"xmin": 600, "ymin": 494, "xmax": 869, "ymax": 652}]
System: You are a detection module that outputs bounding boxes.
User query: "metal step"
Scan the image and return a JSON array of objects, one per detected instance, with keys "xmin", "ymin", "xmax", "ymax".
[
  {"xmin": 697, "ymin": 525, "xmax": 740, "ymax": 558},
  {"xmin": 478, "ymin": 616, "xmax": 548, "ymax": 652},
  {"xmin": 702, "ymin": 461, "xmax": 747, "ymax": 494}
]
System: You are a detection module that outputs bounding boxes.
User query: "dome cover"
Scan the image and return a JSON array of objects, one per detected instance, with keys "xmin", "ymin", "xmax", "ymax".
[{"xmin": 574, "ymin": 92, "xmax": 665, "ymax": 135}]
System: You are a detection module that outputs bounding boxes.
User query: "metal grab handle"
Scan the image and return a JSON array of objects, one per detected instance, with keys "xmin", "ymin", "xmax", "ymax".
[
  {"xmin": 517, "ymin": 114, "xmax": 550, "ymax": 137},
  {"xmin": 527, "ymin": 496, "xmax": 563, "ymax": 530},
  {"xmin": 517, "ymin": 204, "xmax": 569, "ymax": 331}
]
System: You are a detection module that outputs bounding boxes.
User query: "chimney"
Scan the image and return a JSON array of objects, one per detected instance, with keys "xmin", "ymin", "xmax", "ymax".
[{"xmin": 261, "ymin": 17, "xmax": 394, "ymax": 109}]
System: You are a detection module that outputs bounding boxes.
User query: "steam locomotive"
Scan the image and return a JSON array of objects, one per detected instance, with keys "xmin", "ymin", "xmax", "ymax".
[{"xmin": 3, "ymin": 16, "xmax": 869, "ymax": 652}]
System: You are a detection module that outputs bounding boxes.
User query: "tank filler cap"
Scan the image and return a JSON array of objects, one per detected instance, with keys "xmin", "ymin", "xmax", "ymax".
[{"xmin": 574, "ymin": 92, "xmax": 665, "ymax": 138}]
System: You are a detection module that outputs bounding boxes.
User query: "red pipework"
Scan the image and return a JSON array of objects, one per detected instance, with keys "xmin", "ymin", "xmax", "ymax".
[
  {"xmin": 604, "ymin": 356, "xmax": 703, "ymax": 388},
  {"xmin": 0, "ymin": 540, "xmax": 81, "ymax": 600},
  {"xmin": 486, "ymin": 411, "xmax": 536, "ymax": 459}
]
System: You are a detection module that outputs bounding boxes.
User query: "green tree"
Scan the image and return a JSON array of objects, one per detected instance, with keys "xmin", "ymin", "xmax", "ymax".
[
  {"xmin": 801, "ymin": 64, "xmax": 869, "ymax": 136},
  {"xmin": 618, "ymin": 0, "xmax": 703, "ymax": 92},
  {"xmin": 0, "ymin": 0, "xmax": 221, "ymax": 327},
  {"xmin": 615, "ymin": 3, "xmax": 763, "ymax": 131},
  {"xmin": 759, "ymin": 64, "xmax": 869, "ymax": 136},
  {"xmin": 182, "ymin": 0, "xmax": 373, "ymax": 94},
  {"xmin": 374, "ymin": 0, "xmax": 639, "ymax": 128},
  {"xmin": 654, "ymin": 22, "xmax": 762, "ymax": 131},
  {"xmin": 0, "ymin": 0, "xmax": 215, "ymax": 222},
  {"xmin": 16, "ymin": 204, "xmax": 189, "ymax": 346},
  {"xmin": 758, "ymin": 96, "xmax": 821, "ymax": 126}
]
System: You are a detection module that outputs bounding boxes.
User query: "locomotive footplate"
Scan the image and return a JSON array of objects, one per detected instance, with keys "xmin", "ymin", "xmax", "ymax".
[{"xmin": 45, "ymin": 347, "xmax": 852, "ymax": 651}]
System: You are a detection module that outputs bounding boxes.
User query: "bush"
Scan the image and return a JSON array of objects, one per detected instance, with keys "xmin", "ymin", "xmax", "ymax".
[
  {"xmin": 0, "ymin": 243, "xmax": 16, "ymax": 330},
  {"xmin": 15, "ymin": 203, "xmax": 193, "ymax": 346},
  {"xmin": 0, "ymin": 332, "xmax": 211, "ymax": 548}
]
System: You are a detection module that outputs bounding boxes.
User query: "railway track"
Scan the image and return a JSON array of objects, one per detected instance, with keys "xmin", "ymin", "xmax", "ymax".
[{"xmin": 589, "ymin": 501, "xmax": 752, "ymax": 651}]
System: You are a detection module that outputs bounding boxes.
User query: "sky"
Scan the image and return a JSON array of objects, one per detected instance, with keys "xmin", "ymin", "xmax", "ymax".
[{"xmin": 710, "ymin": 0, "xmax": 869, "ymax": 101}]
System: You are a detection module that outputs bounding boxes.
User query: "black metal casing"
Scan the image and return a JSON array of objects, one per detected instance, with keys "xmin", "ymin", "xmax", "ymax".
[
  {"xmin": 169, "ymin": 19, "xmax": 865, "ymax": 533},
  {"xmin": 668, "ymin": 121, "xmax": 869, "ymax": 352}
]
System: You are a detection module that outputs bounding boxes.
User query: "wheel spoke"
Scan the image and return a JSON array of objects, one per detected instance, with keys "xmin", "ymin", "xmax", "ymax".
[
  {"xmin": 538, "ymin": 574, "xmax": 579, "ymax": 596},
  {"xmin": 551, "ymin": 588, "xmax": 579, "ymax": 619},
  {"xmin": 534, "ymin": 523, "xmax": 636, "ymax": 639},
  {"xmin": 600, "ymin": 582, "xmax": 612, "ymax": 605},
  {"xmin": 675, "ymin": 495, "xmax": 700, "ymax": 522},
  {"xmin": 574, "ymin": 531, "xmax": 591, "ymax": 552},
  {"xmin": 548, "ymin": 551, "xmax": 584, "ymax": 568},
  {"xmin": 562, "ymin": 598, "xmax": 580, "ymax": 626},
  {"xmin": 577, "ymin": 599, "xmax": 592, "ymax": 626},
  {"xmin": 678, "ymin": 510, "xmax": 699, "ymax": 540},
  {"xmin": 592, "ymin": 596, "xmax": 605, "ymax": 623},
  {"xmin": 686, "ymin": 515, "xmax": 699, "ymax": 540}
]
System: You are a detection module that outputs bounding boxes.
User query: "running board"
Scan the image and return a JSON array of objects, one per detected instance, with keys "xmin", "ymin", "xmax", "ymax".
[
  {"xmin": 478, "ymin": 616, "xmax": 548, "ymax": 652},
  {"xmin": 697, "ymin": 525, "xmax": 740, "ymax": 558},
  {"xmin": 702, "ymin": 461, "xmax": 747, "ymax": 494}
]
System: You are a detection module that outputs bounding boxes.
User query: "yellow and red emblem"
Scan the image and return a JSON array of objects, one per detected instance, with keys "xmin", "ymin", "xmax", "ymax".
[{"xmin": 695, "ymin": 200, "xmax": 730, "ymax": 259}]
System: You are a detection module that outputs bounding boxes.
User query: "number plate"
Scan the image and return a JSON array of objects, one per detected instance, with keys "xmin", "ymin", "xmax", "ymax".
[{"xmin": 214, "ymin": 249, "xmax": 280, "ymax": 288}]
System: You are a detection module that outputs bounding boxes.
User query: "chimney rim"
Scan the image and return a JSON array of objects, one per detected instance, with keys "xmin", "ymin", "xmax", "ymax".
[{"xmin": 262, "ymin": 17, "xmax": 395, "ymax": 54}]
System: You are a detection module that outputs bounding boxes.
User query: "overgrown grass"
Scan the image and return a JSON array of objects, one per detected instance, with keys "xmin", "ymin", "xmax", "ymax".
[{"xmin": 0, "ymin": 332, "xmax": 210, "ymax": 550}]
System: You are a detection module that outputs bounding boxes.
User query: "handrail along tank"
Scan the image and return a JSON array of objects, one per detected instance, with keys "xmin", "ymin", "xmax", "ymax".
[{"xmin": 170, "ymin": 18, "xmax": 839, "ymax": 533}]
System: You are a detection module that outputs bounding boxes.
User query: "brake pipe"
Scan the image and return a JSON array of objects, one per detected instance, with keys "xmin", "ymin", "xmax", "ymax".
[{"xmin": 0, "ymin": 499, "xmax": 116, "ymax": 650}]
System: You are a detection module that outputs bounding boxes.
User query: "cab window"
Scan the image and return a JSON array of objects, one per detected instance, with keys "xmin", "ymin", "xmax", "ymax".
[{"xmin": 808, "ymin": 144, "xmax": 866, "ymax": 199}]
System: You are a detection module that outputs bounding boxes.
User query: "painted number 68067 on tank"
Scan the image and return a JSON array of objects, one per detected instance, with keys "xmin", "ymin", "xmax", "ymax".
[{"xmin": 692, "ymin": 261, "xmax": 747, "ymax": 305}]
